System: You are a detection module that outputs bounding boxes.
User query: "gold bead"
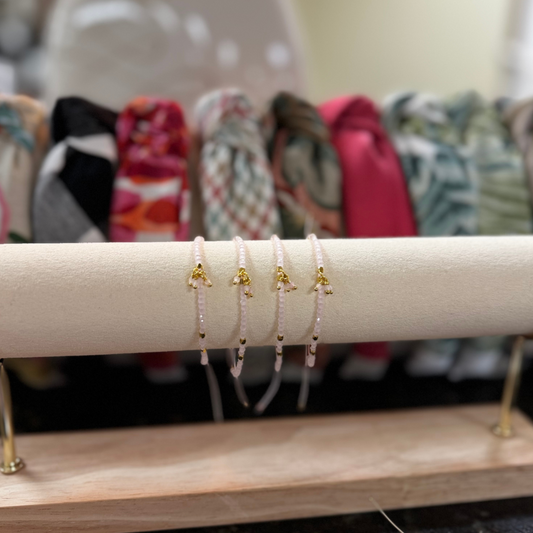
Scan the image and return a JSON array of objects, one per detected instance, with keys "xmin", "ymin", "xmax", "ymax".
[
  {"xmin": 238, "ymin": 354, "xmax": 244, "ymax": 361},
  {"xmin": 310, "ymin": 349, "xmax": 316, "ymax": 356},
  {"xmin": 201, "ymin": 348, "xmax": 207, "ymax": 353},
  {"xmin": 312, "ymin": 335, "xmax": 318, "ymax": 341},
  {"xmin": 277, "ymin": 334, "xmax": 284, "ymax": 341},
  {"xmin": 276, "ymin": 351, "xmax": 283, "ymax": 356},
  {"xmin": 240, "ymin": 338, "xmax": 246, "ymax": 345},
  {"xmin": 199, "ymin": 332, "xmax": 206, "ymax": 339}
]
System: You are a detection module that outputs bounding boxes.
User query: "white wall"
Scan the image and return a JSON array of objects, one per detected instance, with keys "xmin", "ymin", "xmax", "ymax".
[{"xmin": 291, "ymin": 0, "xmax": 510, "ymax": 103}]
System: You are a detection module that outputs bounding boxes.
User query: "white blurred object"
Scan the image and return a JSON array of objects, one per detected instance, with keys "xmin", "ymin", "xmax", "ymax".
[
  {"xmin": 44, "ymin": 0, "xmax": 307, "ymax": 118},
  {"xmin": 406, "ymin": 342, "xmax": 457, "ymax": 377},
  {"xmin": 448, "ymin": 346, "xmax": 507, "ymax": 382},
  {"xmin": 0, "ymin": 59, "xmax": 15, "ymax": 94},
  {"xmin": 338, "ymin": 353, "xmax": 388, "ymax": 381},
  {"xmin": 504, "ymin": 0, "xmax": 533, "ymax": 98}
]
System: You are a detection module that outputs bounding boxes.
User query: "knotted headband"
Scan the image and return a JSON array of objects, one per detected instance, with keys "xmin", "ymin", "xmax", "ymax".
[
  {"xmin": 267, "ymin": 91, "xmax": 342, "ymax": 239},
  {"xmin": 195, "ymin": 88, "xmax": 281, "ymax": 240},
  {"xmin": 33, "ymin": 97, "xmax": 118, "ymax": 243},
  {"xmin": 109, "ymin": 96, "xmax": 190, "ymax": 242},
  {"xmin": 382, "ymin": 92, "xmax": 478, "ymax": 237},
  {"xmin": 319, "ymin": 95, "xmax": 416, "ymax": 239},
  {"xmin": 448, "ymin": 91, "xmax": 532, "ymax": 237},
  {"xmin": 319, "ymin": 95, "xmax": 417, "ymax": 370}
]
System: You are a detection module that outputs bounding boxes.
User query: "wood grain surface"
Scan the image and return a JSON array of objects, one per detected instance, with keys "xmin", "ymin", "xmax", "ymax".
[{"xmin": 1, "ymin": 404, "xmax": 533, "ymax": 533}]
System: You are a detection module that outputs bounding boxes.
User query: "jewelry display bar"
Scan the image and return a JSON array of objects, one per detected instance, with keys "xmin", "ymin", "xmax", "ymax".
[{"xmin": 1, "ymin": 237, "xmax": 533, "ymax": 533}]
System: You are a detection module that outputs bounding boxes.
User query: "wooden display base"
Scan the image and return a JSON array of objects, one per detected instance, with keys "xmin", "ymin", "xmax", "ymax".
[{"xmin": 2, "ymin": 404, "xmax": 533, "ymax": 533}]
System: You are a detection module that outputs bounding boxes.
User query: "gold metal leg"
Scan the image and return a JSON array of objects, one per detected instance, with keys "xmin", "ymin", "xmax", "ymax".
[
  {"xmin": 493, "ymin": 335, "xmax": 525, "ymax": 438},
  {"xmin": 0, "ymin": 360, "xmax": 24, "ymax": 474}
]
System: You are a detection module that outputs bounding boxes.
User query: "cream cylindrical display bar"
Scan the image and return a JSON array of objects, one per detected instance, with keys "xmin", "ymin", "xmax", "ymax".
[{"xmin": 0, "ymin": 237, "xmax": 532, "ymax": 358}]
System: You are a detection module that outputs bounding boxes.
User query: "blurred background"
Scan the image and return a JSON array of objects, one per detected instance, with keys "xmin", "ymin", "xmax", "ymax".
[{"xmin": 0, "ymin": 0, "xmax": 524, "ymax": 106}]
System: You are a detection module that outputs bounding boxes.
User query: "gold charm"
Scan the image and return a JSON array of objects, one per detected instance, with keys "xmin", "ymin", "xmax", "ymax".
[
  {"xmin": 188, "ymin": 263, "xmax": 212, "ymax": 289},
  {"xmin": 314, "ymin": 266, "xmax": 333, "ymax": 294},
  {"xmin": 276, "ymin": 266, "xmax": 297, "ymax": 292},
  {"xmin": 233, "ymin": 267, "xmax": 253, "ymax": 297}
]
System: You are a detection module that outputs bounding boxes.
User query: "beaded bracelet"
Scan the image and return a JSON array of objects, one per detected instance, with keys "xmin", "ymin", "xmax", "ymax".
[
  {"xmin": 307, "ymin": 233, "xmax": 332, "ymax": 367},
  {"xmin": 188, "ymin": 236, "xmax": 223, "ymax": 421},
  {"xmin": 298, "ymin": 233, "xmax": 332, "ymax": 410},
  {"xmin": 255, "ymin": 235, "xmax": 297, "ymax": 414},
  {"xmin": 231, "ymin": 236, "xmax": 253, "ymax": 378},
  {"xmin": 188, "ymin": 236, "xmax": 213, "ymax": 364},
  {"xmin": 273, "ymin": 234, "xmax": 297, "ymax": 369}
]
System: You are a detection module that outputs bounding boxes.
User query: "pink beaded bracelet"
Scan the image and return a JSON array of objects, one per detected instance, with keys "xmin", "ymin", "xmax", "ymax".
[
  {"xmin": 231, "ymin": 236, "xmax": 253, "ymax": 378},
  {"xmin": 188, "ymin": 236, "xmax": 213, "ymax": 365},
  {"xmin": 307, "ymin": 233, "xmax": 333, "ymax": 368},
  {"xmin": 298, "ymin": 234, "xmax": 332, "ymax": 411},
  {"xmin": 188, "ymin": 237, "xmax": 223, "ymax": 422},
  {"xmin": 255, "ymin": 235, "xmax": 297, "ymax": 414},
  {"xmin": 273, "ymin": 235, "xmax": 297, "ymax": 370}
]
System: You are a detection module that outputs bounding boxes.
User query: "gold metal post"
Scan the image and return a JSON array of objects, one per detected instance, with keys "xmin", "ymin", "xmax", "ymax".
[
  {"xmin": 493, "ymin": 335, "xmax": 525, "ymax": 438},
  {"xmin": 0, "ymin": 360, "xmax": 24, "ymax": 474}
]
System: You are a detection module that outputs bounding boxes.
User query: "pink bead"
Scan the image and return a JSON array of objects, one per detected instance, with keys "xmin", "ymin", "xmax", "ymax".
[
  {"xmin": 309, "ymin": 233, "xmax": 325, "ymax": 269},
  {"xmin": 234, "ymin": 236, "xmax": 247, "ymax": 269},
  {"xmin": 231, "ymin": 359, "xmax": 243, "ymax": 377},
  {"xmin": 194, "ymin": 236, "xmax": 203, "ymax": 265},
  {"xmin": 272, "ymin": 235, "xmax": 284, "ymax": 268}
]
